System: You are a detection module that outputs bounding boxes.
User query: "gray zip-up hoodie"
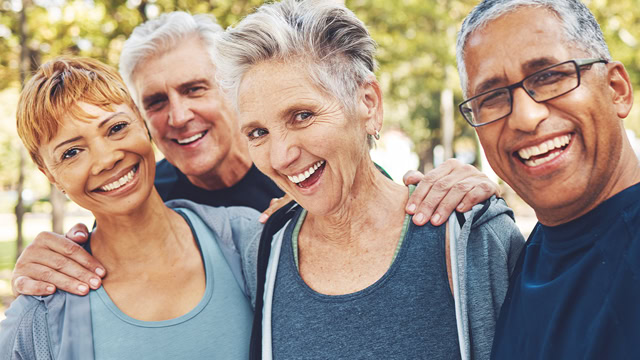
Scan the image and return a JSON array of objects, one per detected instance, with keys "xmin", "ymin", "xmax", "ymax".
[
  {"xmin": 260, "ymin": 196, "xmax": 525, "ymax": 360},
  {"xmin": 449, "ymin": 196, "xmax": 525, "ymax": 360}
]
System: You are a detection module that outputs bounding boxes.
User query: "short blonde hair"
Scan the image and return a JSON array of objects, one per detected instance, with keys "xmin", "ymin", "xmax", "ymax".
[{"xmin": 17, "ymin": 56, "xmax": 141, "ymax": 168}]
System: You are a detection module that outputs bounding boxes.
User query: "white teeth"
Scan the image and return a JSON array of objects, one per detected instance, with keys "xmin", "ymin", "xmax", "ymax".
[
  {"xmin": 176, "ymin": 131, "xmax": 205, "ymax": 145},
  {"xmin": 287, "ymin": 160, "xmax": 325, "ymax": 184},
  {"xmin": 517, "ymin": 134, "xmax": 572, "ymax": 162},
  {"xmin": 524, "ymin": 151, "xmax": 562, "ymax": 167},
  {"xmin": 100, "ymin": 167, "xmax": 137, "ymax": 192}
]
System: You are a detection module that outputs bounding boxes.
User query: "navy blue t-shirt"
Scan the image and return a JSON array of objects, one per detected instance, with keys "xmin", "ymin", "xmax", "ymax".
[
  {"xmin": 154, "ymin": 159, "xmax": 284, "ymax": 211},
  {"xmin": 492, "ymin": 182, "xmax": 640, "ymax": 360}
]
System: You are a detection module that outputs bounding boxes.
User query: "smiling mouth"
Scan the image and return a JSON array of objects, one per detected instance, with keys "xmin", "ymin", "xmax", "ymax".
[
  {"xmin": 287, "ymin": 160, "xmax": 325, "ymax": 188},
  {"xmin": 173, "ymin": 131, "xmax": 207, "ymax": 145},
  {"xmin": 516, "ymin": 134, "xmax": 572, "ymax": 167},
  {"xmin": 96, "ymin": 165, "xmax": 138, "ymax": 192}
]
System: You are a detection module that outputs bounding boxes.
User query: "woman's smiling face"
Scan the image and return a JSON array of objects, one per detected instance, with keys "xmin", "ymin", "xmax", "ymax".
[
  {"xmin": 237, "ymin": 61, "xmax": 381, "ymax": 216},
  {"xmin": 39, "ymin": 102, "xmax": 156, "ymax": 217}
]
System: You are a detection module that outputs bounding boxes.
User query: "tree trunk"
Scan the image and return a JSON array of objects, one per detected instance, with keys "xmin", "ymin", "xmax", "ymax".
[
  {"xmin": 15, "ymin": 0, "xmax": 29, "ymax": 260},
  {"xmin": 50, "ymin": 185, "xmax": 65, "ymax": 234},
  {"xmin": 15, "ymin": 150, "xmax": 26, "ymax": 260},
  {"xmin": 440, "ymin": 87, "xmax": 454, "ymax": 160},
  {"xmin": 418, "ymin": 139, "xmax": 435, "ymax": 173}
]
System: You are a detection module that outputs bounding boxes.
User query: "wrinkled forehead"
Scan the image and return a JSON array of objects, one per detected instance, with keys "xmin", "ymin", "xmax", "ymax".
[
  {"xmin": 237, "ymin": 60, "xmax": 338, "ymax": 127},
  {"xmin": 131, "ymin": 36, "xmax": 215, "ymax": 97},
  {"xmin": 464, "ymin": 7, "xmax": 575, "ymax": 96}
]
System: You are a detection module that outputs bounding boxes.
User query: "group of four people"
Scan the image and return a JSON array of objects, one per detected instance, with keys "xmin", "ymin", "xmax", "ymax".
[{"xmin": 1, "ymin": 0, "xmax": 639, "ymax": 359}]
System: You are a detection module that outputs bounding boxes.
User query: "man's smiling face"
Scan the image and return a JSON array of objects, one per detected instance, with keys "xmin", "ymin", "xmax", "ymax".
[
  {"xmin": 133, "ymin": 36, "xmax": 240, "ymax": 179},
  {"xmin": 465, "ymin": 6, "xmax": 628, "ymax": 225}
]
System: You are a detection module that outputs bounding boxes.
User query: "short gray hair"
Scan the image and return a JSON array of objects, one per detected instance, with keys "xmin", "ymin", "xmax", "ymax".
[
  {"xmin": 212, "ymin": 0, "xmax": 377, "ymax": 117},
  {"xmin": 456, "ymin": 0, "xmax": 611, "ymax": 97},
  {"xmin": 119, "ymin": 11, "xmax": 223, "ymax": 104}
]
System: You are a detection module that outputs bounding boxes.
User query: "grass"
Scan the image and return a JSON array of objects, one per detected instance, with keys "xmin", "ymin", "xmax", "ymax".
[{"xmin": 0, "ymin": 239, "xmax": 22, "ymax": 271}]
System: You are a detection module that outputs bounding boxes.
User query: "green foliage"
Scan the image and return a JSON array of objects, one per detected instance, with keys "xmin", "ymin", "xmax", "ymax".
[
  {"xmin": 348, "ymin": 0, "xmax": 477, "ymax": 168},
  {"xmin": 589, "ymin": 0, "xmax": 640, "ymax": 134},
  {"xmin": 0, "ymin": 239, "xmax": 18, "ymax": 270},
  {"xmin": 0, "ymin": 0, "xmax": 638, "ymax": 186}
]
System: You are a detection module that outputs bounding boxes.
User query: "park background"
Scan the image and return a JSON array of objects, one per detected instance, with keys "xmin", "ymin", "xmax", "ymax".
[{"xmin": 1, "ymin": 0, "xmax": 639, "ymax": 318}]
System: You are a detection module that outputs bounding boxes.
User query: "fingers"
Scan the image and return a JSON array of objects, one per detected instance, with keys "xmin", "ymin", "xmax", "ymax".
[
  {"xmin": 410, "ymin": 169, "xmax": 462, "ymax": 226},
  {"xmin": 454, "ymin": 178, "xmax": 500, "ymax": 213},
  {"xmin": 12, "ymin": 263, "xmax": 92, "ymax": 296},
  {"xmin": 425, "ymin": 178, "xmax": 473, "ymax": 226},
  {"xmin": 406, "ymin": 159, "xmax": 499, "ymax": 226},
  {"xmin": 65, "ymin": 223, "xmax": 90, "ymax": 244},
  {"xmin": 402, "ymin": 170, "xmax": 425, "ymax": 186},
  {"xmin": 259, "ymin": 193, "xmax": 294, "ymax": 223},
  {"xmin": 405, "ymin": 160, "xmax": 458, "ymax": 223},
  {"xmin": 12, "ymin": 230, "xmax": 105, "ymax": 297},
  {"xmin": 11, "ymin": 275, "xmax": 55, "ymax": 297}
]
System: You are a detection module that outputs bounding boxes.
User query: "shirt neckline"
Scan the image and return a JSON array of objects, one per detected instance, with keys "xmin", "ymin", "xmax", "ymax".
[
  {"xmin": 90, "ymin": 208, "xmax": 213, "ymax": 328},
  {"xmin": 539, "ymin": 182, "xmax": 640, "ymax": 250},
  {"xmin": 288, "ymin": 185, "xmax": 415, "ymax": 299}
]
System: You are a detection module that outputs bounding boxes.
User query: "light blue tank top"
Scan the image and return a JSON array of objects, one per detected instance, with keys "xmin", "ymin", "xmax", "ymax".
[{"xmin": 89, "ymin": 208, "xmax": 253, "ymax": 359}]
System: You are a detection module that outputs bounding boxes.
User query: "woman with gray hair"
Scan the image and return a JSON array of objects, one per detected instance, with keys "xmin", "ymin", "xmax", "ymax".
[{"xmin": 213, "ymin": 1, "xmax": 525, "ymax": 359}]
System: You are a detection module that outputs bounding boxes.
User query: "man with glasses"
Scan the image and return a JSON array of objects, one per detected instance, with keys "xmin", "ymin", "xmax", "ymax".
[{"xmin": 457, "ymin": 0, "xmax": 640, "ymax": 358}]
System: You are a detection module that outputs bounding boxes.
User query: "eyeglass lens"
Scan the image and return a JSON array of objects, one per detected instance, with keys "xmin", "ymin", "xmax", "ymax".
[{"xmin": 462, "ymin": 61, "xmax": 579, "ymax": 126}]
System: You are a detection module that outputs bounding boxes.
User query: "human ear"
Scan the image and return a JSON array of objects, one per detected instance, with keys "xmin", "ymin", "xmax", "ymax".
[
  {"xmin": 360, "ymin": 77, "xmax": 384, "ymax": 136},
  {"xmin": 607, "ymin": 61, "xmax": 633, "ymax": 119}
]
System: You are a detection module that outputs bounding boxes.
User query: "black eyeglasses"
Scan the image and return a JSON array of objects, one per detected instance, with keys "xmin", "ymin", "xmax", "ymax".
[{"xmin": 459, "ymin": 58, "xmax": 608, "ymax": 127}]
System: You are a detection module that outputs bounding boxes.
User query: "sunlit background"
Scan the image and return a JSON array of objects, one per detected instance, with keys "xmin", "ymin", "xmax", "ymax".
[{"xmin": 1, "ymin": 0, "xmax": 639, "ymax": 317}]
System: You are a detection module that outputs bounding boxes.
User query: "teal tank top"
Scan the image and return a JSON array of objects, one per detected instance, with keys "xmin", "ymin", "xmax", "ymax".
[
  {"xmin": 271, "ymin": 207, "xmax": 461, "ymax": 359},
  {"xmin": 89, "ymin": 208, "xmax": 253, "ymax": 359}
]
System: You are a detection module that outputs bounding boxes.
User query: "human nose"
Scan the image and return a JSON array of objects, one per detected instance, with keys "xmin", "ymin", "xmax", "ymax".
[
  {"xmin": 269, "ymin": 133, "xmax": 301, "ymax": 172},
  {"xmin": 506, "ymin": 87, "xmax": 549, "ymax": 132},
  {"xmin": 167, "ymin": 96, "xmax": 194, "ymax": 128},
  {"xmin": 90, "ymin": 140, "xmax": 125, "ymax": 176}
]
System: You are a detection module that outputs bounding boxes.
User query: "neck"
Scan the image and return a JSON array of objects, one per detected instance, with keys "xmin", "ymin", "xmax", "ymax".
[
  {"xmin": 303, "ymin": 161, "xmax": 408, "ymax": 247},
  {"xmin": 89, "ymin": 189, "xmax": 191, "ymax": 272},
  {"xmin": 186, "ymin": 141, "xmax": 253, "ymax": 191},
  {"xmin": 537, "ymin": 142, "xmax": 640, "ymax": 226}
]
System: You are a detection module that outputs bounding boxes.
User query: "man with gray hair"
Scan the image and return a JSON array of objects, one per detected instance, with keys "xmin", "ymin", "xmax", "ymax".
[
  {"xmin": 456, "ymin": 0, "xmax": 640, "ymax": 358},
  {"xmin": 120, "ymin": 12, "xmax": 285, "ymax": 213}
]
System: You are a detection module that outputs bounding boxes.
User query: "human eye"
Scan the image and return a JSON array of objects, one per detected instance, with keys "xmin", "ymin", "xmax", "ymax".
[
  {"xmin": 186, "ymin": 85, "xmax": 207, "ymax": 96},
  {"xmin": 293, "ymin": 111, "xmax": 313, "ymax": 122},
  {"xmin": 478, "ymin": 89, "xmax": 509, "ymax": 109},
  {"xmin": 247, "ymin": 128, "xmax": 268, "ymax": 141},
  {"xmin": 109, "ymin": 121, "xmax": 129, "ymax": 135},
  {"xmin": 145, "ymin": 98, "xmax": 167, "ymax": 112},
  {"xmin": 529, "ymin": 68, "xmax": 572, "ymax": 86},
  {"xmin": 61, "ymin": 147, "xmax": 81, "ymax": 161}
]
